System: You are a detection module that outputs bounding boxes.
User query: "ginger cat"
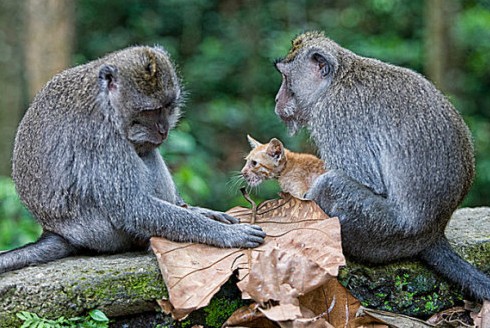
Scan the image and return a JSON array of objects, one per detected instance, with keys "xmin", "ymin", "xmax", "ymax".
[{"xmin": 241, "ymin": 135, "xmax": 326, "ymax": 198}]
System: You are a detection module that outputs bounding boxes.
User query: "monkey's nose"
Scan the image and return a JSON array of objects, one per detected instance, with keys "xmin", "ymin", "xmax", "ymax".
[{"xmin": 156, "ymin": 123, "xmax": 168, "ymax": 140}]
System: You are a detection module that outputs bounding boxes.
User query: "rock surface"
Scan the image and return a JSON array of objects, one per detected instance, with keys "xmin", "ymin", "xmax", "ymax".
[
  {"xmin": 0, "ymin": 207, "xmax": 488, "ymax": 327},
  {"xmin": 339, "ymin": 207, "xmax": 490, "ymax": 318},
  {"xmin": 0, "ymin": 253, "xmax": 166, "ymax": 327}
]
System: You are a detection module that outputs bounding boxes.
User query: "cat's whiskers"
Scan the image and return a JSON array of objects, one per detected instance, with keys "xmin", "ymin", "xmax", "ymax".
[{"xmin": 227, "ymin": 171, "xmax": 246, "ymax": 194}]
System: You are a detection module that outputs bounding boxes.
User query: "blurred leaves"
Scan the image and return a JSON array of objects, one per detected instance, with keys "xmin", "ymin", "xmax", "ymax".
[{"xmin": 0, "ymin": 177, "xmax": 39, "ymax": 250}]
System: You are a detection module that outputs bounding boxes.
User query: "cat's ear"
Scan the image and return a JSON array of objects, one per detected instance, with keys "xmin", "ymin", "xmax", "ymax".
[
  {"xmin": 247, "ymin": 135, "xmax": 262, "ymax": 148},
  {"xmin": 267, "ymin": 138, "xmax": 284, "ymax": 162}
]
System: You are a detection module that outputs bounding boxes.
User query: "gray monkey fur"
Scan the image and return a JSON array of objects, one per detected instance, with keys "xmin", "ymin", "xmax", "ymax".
[
  {"xmin": 274, "ymin": 31, "xmax": 489, "ymax": 301},
  {"xmin": 0, "ymin": 45, "xmax": 265, "ymax": 274}
]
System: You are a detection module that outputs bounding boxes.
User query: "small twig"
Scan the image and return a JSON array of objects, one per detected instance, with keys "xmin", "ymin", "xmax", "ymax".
[
  {"xmin": 240, "ymin": 188, "xmax": 258, "ymax": 269},
  {"xmin": 240, "ymin": 188, "xmax": 257, "ymax": 224}
]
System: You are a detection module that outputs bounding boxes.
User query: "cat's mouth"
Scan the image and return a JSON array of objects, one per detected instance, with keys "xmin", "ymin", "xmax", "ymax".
[{"xmin": 242, "ymin": 173, "xmax": 263, "ymax": 187}]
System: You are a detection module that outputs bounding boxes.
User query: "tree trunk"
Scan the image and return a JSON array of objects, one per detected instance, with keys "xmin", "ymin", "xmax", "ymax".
[
  {"xmin": 0, "ymin": 1, "xmax": 25, "ymax": 176},
  {"xmin": 24, "ymin": 0, "xmax": 75, "ymax": 100},
  {"xmin": 424, "ymin": 0, "xmax": 458, "ymax": 93}
]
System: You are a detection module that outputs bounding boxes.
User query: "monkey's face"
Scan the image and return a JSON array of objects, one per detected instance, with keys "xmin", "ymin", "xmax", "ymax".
[
  {"xmin": 126, "ymin": 105, "xmax": 179, "ymax": 154},
  {"xmin": 98, "ymin": 46, "xmax": 183, "ymax": 154},
  {"xmin": 274, "ymin": 33, "xmax": 339, "ymax": 134}
]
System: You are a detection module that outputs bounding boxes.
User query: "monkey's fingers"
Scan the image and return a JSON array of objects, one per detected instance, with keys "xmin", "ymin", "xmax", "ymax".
[
  {"xmin": 241, "ymin": 224, "xmax": 266, "ymax": 239},
  {"xmin": 222, "ymin": 224, "xmax": 266, "ymax": 248},
  {"xmin": 242, "ymin": 240, "xmax": 263, "ymax": 248},
  {"xmin": 247, "ymin": 224, "xmax": 266, "ymax": 236},
  {"xmin": 214, "ymin": 212, "xmax": 239, "ymax": 224},
  {"xmin": 203, "ymin": 210, "xmax": 239, "ymax": 224},
  {"xmin": 189, "ymin": 207, "xmax": 239, "ymax": 224}
]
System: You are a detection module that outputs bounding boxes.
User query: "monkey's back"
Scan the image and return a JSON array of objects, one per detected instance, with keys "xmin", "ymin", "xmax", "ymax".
[
  {"xmin": 312, "ymin": 54, "xmax": 475, "ymax": 224},
  {"xmin": 13, "ymin": 64, "xmax": 95, "ymax": 210},
  {"xmin": 11, "ymin": 59, "xmax": 146, "ymax": 235}
]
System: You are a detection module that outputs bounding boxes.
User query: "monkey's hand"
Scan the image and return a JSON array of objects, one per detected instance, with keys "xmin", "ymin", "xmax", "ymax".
[
  {"xmin": 215, "ymin": 223, "xmax": 266, "ymax": 248},
  {"xmin": 187, "ymin": 206, "xmax": 239, "ymax": 224}
]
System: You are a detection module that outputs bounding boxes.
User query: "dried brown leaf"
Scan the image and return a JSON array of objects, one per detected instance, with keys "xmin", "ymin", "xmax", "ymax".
[
  {"xmin": 276, "ymin": 305, "xmax": 334, "ymax": 328},
  {"xmin": 222, "ymin": 303, "xmax": 267, "ymax": 327},
  {"xmin": 297, "ymin": 279, "xmax": 361, "ymax": 328},
  {"xmin": 355, "ymin": 307, "xmax": 433, "ymax": 327},
  {"xmin": 426, "ymin": 306, "xmax": 474, "ymax": 327},
  {"xmin": 472, "ymin": 300, "xmax": 490, "ymax": 328},
  {"xmin": 151, "ymin": 238, "xmax": 244, "ymax": 319},
  {"xmin": 151, "ymin": 194, "xmax": 345, "ymax": 321}
]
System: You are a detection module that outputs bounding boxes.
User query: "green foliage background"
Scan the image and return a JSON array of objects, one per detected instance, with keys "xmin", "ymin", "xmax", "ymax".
[{"xmin": 1, "ymin": 0, "xmax": 490, "ymax": 249}]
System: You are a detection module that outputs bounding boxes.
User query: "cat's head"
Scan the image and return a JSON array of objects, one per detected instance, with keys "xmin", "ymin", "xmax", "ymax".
[{"xmin": 241, "ymin": 135, "xmax": 287, "ymax": 187}]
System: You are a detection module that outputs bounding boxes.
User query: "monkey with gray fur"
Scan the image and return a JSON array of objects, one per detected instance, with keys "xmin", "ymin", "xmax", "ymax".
[
  {"xmin": 0, "ymin": 45, "xmax": 265, "ymax": 274},
  {"xmin": 274, "ymin": 31, "xmax": 489, "ymax": 301}
]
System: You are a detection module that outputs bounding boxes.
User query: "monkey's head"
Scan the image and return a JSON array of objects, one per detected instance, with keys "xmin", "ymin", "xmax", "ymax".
[
  {"xmin": 97, "ymin": 46, "xmax": 183, "ymax": 155},
  {"xmin": 274, "ymin": 31, "xmax": 341, "ymax": 134}
]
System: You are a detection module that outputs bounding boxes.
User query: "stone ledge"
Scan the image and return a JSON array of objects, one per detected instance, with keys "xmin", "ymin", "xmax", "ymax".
[
  {"xmin": 0, "ymin": 253, "xmax": 165, "ymax": 327},
  {"xmin": 339, "ymin": 207, "xmax": 490, "ymax": 317},
  {"xmin": 0, "ymin": 207, "xmax": 488, "ymax": 327}
]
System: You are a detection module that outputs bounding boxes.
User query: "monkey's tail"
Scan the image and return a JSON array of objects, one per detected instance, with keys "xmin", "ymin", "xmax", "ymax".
[
  {"xmin": 420, "ymin": 236, "xmax": 490, "ymax": 301},
  {"xmin": 0, "ymin": 231, "xmax": 76, "ymax": 274}
]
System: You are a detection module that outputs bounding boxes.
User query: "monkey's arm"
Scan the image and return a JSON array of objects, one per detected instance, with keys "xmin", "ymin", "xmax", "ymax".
[{"xmin": 117, "ymin": 195, "xmax": 262, "ymax": 248}]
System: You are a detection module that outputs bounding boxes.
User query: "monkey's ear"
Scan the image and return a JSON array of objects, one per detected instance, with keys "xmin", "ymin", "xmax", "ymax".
[
  {"xmin": 267, "ymin": 138, "xmax": 284, "ymax": 162},
  {"xmin": 98, "ymin": 64, "xmax": 118, "ymax": 92},
  {"xmin": 247, "ymin": 135, "xmax": 262, "ymax": 148},
  {"xmin": 312, "ymin": 53, "xmax": 332, "ymax": 79}
]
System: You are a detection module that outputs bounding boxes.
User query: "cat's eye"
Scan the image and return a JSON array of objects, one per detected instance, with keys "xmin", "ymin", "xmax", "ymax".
[{"xmin": 251, "ymin": 160, "xmax": 257, "ymax": 167}]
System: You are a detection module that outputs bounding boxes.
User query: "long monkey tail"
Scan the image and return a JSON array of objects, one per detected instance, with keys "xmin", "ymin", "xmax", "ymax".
[
  {"xmin": 0, "ymin": 231, "xmax": 76, "ymax": 274},
  {"xmin": 420, "ymin": 236, "xmax": 490, "ymax": 301}
]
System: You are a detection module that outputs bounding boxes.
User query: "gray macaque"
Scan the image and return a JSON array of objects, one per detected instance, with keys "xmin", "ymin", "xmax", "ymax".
[
  {"xmin": 0, "ymin": 45, "xmax": 265, "ymax": 274},
  {"xmin": 273, "ymin": 31, "xmax": 489, "ymax": 300}
]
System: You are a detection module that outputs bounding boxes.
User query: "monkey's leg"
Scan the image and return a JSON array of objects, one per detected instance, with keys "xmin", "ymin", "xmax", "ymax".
[
  {"xmin": 307, "ymin": 170, "xmax": 432, "ymax": 263},
  {"xmin": 0, "ymin": 231, "xmax": 76, "ymax": 273},
  {"xmin": 308, "ymin": 170, "xmax": 490, "ymax": 300}
]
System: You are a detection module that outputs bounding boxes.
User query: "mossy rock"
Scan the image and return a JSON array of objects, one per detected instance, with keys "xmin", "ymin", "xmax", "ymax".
[
  {"xmin": 339, "ymin": 207, "xmax": 490, "ymax": 318},
  {"xmin": 0, "ymin": 207, "xmax": 488, "ymax": 327},
  {"xmin": 0, "ymin": 252, "xmax": 166, "ymax": 327}
]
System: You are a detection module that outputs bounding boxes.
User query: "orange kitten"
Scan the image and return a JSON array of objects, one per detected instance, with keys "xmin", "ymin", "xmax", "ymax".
[{"xmin": 241, "ymin": 135, "xmax": 326, "ymax": 198}]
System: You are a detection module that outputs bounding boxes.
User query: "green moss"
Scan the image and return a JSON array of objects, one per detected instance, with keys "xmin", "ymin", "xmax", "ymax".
[
  {"xmin": 64, "ymin": 268, "xmax": 166, "ymax": 309},
  {"xmin": 455, "ymin": 243, "xmax": 490, "ymax": 274},
  {"xmin": 180, "ymin": 319, "xmax": 193, "ymax": 328},
  {"xmin": 203, "ymin": 297, "xmax": 241, "ymax": 328},
  {"xmin": 339, "ymin": 261, "xmax": 464, "ymax": 318},
  {"xmin": 178, "ymin": 278, "xmax": 247, "ymax": 327}
]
